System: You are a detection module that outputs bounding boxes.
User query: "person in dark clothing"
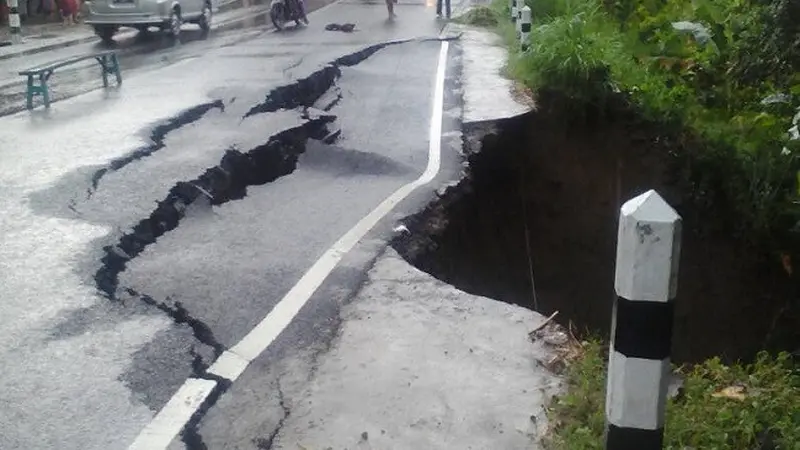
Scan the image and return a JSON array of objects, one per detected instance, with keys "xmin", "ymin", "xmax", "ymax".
[{"xmin": 436, "ymin": 0, "xmax": 450, "ymax": 19}]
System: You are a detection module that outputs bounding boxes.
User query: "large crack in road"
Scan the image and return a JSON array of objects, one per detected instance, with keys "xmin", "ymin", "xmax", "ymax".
[
  {"xmin": 88, "ymin": 100, "xmax": 226, "ymax": 199},
  {"xmin": 94, "ymin": 112, "xmax": 336, "ymax": 300},
  {"xmin": 84, "ymin": 40, "xmax": 422, "ymax": 449},
  {"xmin": 243, "ymin": 41, "xmax": 409, "ymax": 119}
]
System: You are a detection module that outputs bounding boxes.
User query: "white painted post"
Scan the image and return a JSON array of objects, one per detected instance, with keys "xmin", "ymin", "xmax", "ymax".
[
  {"xmin": 511, "ymin": 0, "xmax": 517, "ymax": 23},
  {"xmin": 520, "ymin": 6, "xmax": 531, "ymax": 50},
  {"xmin": 7, "ymin": 0, "xmax": 22, "ymax": 45},
  {"xmin": 516, "ymin": 1, "xmax": 522, "ymax": 35},
  {"xmin": 605, "ymin": 189, "xmax": 681, "ymax": 450}
]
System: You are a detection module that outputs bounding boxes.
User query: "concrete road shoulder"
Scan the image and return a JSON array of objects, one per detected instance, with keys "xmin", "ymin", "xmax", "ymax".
[{"xmin": 270, "ymin": 248, "xmax": 563, "ymax": 450}]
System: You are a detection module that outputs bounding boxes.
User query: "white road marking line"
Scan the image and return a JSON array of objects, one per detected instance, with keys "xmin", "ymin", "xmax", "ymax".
[
  {"xmin": 127, "ymin": 40, "xmax": 449, "ymax": 450},
  {"xmin": 128, "ymin": 378, "xmax": 217, "ymax": 450}
]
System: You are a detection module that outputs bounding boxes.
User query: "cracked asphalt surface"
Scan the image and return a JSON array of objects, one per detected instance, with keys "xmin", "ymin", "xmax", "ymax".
[{"xmin": 0, "ymin": 1, "xmax": 467, "ymax": 449}]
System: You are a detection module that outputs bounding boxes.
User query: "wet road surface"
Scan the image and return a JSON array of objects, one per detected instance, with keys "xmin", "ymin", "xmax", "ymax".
[
  {"xmin": 0, "ymin": 0, "xmax": 335, "ymax": 117},
  {"xmin": 0, "ymin": 0, "xmax": 465, "ymax": 448}
]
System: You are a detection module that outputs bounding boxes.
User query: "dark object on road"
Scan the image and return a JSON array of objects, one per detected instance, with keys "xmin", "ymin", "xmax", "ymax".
[
  {"xmin": 85, "ymin": 0, "xmax": 212, "ymax": 43},
  {"xmin": 270, "ymin": 0, "xmax": 308, "ymax": 31},
  {"xmin": 18, "ymin": 50, "xmax": 122, "ymax": 110},
  {"xmin": 324, "ymin": 23, "xmax": 355, "ymax": 32}
]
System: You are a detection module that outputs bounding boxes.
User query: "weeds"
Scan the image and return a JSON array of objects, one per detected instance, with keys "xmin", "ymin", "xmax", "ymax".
[{"xmin": 544, "ymin": 342, "xmax": 800, "ymax": 450}]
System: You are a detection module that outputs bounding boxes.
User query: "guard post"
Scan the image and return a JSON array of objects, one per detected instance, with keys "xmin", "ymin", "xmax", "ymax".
[
  {"xmin": 605, "ymin": 189, "xmax": 682, "ymax": 450},
  {"xmin": 7, "ymin": 0, "xmax": 21, "ymax": 44},
  {"xmin": 520, "ymin": 6, "xmax": 531, "ymax": 50},
  {"xmin": 511, "ymin": 0, "xmax": 517, "ymax": 24}
]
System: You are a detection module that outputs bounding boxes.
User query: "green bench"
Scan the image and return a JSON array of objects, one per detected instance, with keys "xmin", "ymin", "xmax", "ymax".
[{"xmin": 18, "ymin": 50, "xmax": 122, "ymax": 110}]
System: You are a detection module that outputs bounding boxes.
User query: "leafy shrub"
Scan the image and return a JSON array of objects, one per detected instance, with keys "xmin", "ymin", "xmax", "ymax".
[{"xmin": 493, "ymin": 0, "xmax": 800, "ymax": 249}]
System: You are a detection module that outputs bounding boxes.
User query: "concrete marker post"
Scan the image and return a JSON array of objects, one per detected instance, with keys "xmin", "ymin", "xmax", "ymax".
[
  {"xmin": 605, "ymin": 189, "xmax": 682, "ymax": 450},
  {"xmin": 511, "ymin": 0, "xmax": 517, "ymax": 24},
  {"xmin": 7, "ymin": 0, "xmax": 22, "ymax": 45},
  {"xmin": 520, "ymin": 5, "xmax": 531, "ymax": 51},
  {"xmin": 516, "ymin": 1, "xmax": 522, "ymax": 35}
]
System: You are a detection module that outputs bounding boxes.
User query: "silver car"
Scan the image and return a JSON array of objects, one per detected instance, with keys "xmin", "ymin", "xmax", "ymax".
[{"xmin": 84, "ymin": 0, "xmax": 213, "ymax": 42}]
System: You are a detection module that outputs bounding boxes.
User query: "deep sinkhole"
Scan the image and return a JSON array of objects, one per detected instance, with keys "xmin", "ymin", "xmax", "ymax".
[{"xmin": 393, "ymin": 93, "xmax": 800, "ymax": 364}]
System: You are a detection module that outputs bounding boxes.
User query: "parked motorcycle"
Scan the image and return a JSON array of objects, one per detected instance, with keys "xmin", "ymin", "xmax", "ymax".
[{"xmin": 270, "ymin": 0, "xmax": 308, "ymax": 30}]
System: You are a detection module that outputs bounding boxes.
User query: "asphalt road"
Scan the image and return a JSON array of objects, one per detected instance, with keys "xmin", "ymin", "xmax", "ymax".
[
  {"xmin": 0, "ymin": 0, "xmax": 333, "ymax": 117},
  {"xmin": 0, "ymin": 1, "xmax": 465, "ymax": 449}
]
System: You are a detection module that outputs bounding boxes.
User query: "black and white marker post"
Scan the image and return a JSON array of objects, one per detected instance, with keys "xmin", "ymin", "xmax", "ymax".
[
  {"xmin": 520, "ymin": 5, "xmax": 531, "ymax": 51},
  {"xmin": 605, "ymin": 189, "xmax": 682, "ymax": 450},
  {"xmin": 8, "ymin": 0, "xmax": 22, "ymax": 45},
  {"xmin": 511, "ymin": 0, "xmax": 517, "ymax": 25}
]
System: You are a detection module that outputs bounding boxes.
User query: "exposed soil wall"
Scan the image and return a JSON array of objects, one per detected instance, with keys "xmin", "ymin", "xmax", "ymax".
[{"xmin": 395, "ymin": 92, "xmax": 799, "ymax": 364}]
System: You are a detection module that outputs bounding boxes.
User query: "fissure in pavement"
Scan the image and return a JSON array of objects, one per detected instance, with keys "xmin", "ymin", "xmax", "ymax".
[
  {"xmin": 253, "ymin": 380, "xmax": 291, "ymax": 450},
  {"xmin": 88, "ymin": 100, "xmax": 225, "ymax": 198},
  {"xmin": 88, "ymin": 41, "xmax": 406, "ymax": 450},
  {"xmin": 126, "ymin": 287, "xmax": 226, "ymax": 357},
  {"xmin": 94, "ymin": 113, "xmax": 335, "ymax": 300},
  {"xmin": 243, "ymin": 40, "xmax": 407, "ymax": 119}
]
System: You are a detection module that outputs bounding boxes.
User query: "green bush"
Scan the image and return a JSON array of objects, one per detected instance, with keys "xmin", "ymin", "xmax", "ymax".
[
  {"xmin": 546, "ymin": 341, "xmax": 800, "ymax": 449},
  {"xmin": 490, "ymin": 0, "xmax": 800, "ymax": 252},
  {"xmin": 511, "ymin": 8, "xmax": 617, "ymax": 104}
]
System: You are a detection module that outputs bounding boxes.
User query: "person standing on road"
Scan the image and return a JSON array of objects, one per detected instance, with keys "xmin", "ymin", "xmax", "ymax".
[
  {"xmin": 56, "ymin": 0, "xmax": 78, "ymax": 25},
  {"xmin": 385, "ymin": 0, "xmax": 397, "ymax": 19},
  {"xmin": 436, "ymin": 0, "xmax": 450, "ymax": 19}
]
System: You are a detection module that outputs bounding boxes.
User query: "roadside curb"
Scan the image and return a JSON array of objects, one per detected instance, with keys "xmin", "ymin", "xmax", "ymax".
[
  {"xmin": 0, "ymin": 35, "xmax": 97, "ymax": 61},
  {"xmin": 0, "ymin": 0, "xmax": 261, "ymax": 62}
]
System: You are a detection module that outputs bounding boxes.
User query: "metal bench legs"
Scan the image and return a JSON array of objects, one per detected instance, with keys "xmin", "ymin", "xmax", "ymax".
[
  {"xmin": 97, "ymin": 53, "xmax": 122, "ymax": 88},
  {"xmin": 25, "ymin": 72, "xmax": 52, "ymax": 110}
]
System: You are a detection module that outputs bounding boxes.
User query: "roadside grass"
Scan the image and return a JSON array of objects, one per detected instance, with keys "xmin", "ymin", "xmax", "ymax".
[{"xmin": 547, "ymin": 340, "xmax": 800, "ymax": 450}]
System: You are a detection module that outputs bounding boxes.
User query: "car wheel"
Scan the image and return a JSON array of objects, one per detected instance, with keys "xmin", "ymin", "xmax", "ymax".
[
  {"xmin": 198, "ymin": 2, "xmax": 212, "ymax": 32},
  {"xmin": 94, "ymin": 25, "xmax": 117, "ymax": 43},
  {"xmin": 167, "ymin": 8, "xmax": 182, "ymax": 37},
  {"xmin": 270, "ymin": 4, "xmax": 285, "ymax": 30}
]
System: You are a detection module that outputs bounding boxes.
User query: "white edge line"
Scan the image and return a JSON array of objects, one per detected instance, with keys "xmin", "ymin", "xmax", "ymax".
[
  {"xmin": 127, "ymin": 40, "xmax": 450, "ymax": 450},
  {"xmin": 127, "ymin": 378, "xmax": 217, "ymax": 450}
]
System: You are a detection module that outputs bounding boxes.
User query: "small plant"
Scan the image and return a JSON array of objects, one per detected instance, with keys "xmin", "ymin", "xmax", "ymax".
[{"xmin": 545, "ymin": 339, "xmax": 607, "ymax": 450}]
